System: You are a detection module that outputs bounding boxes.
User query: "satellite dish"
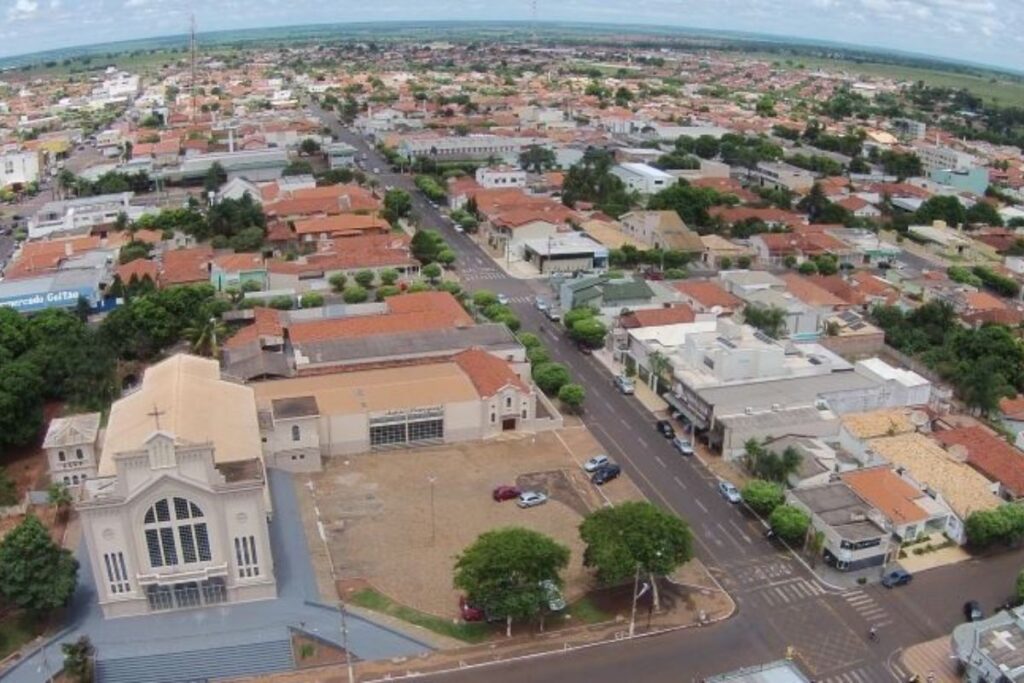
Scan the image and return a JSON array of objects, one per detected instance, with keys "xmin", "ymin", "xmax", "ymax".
[{"xmin": 909, "ymin": 410, "xmax": 929, "ymax": 428}]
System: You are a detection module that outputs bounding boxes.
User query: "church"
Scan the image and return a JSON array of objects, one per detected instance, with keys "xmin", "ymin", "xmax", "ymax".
[{"xmin": 72, "ymin": 354, "xmax": 276, "ymax": 619}]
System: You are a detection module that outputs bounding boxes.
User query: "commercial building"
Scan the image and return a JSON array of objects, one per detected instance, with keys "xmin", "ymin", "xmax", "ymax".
[
  {"xmin": 77, "ymin": 355, "xmax": 276, "ymax": 618},
  {"xmin": 952, "ymin": 607, "xmax": 1024, "ymax": 683},
  {"xmin": 168, "ymin": 149, "xmax": 291, "ymax": 183},
  {"xmin": 748, "ymin": 161, "xmax": 816, "ymax": 193},
  {"xmin": 559, "ymin": 274, "xmax": 656, "ymax": 314},
  {"xmin": 618, "ymin": 210, "xmax": 703, "ymax": 253},
  {"xmin": 325, "ymin": 142, "xmax": 357, "ymax": 169},
  {"xmin": 705, "ymin": 660, "xmax": 811, "ymax": 683},
  {"xmin": 0, "ymin": 264, "xmax": 112, "ymax": 313},
  {"xmin": 475, "ymin": 166, "xmax": 527, "ymax": 189},
  {"xmin": 914, "ymin": 142, "xmax": 977, "ymax": 174},
  {"xmin": 396, "ymin": 135, "xmax": 546, "ymax": 162},
  {"xmin": 610, "ymin": 163, "xmax": 677, "ymax": 195},
  {"xmin": 0, "ymin": 148, "xmax": 40, "ymax": 189},
  {"xmin": 29, "ymin": 193, "xmax": 138, "ymax": 240},
  {"xmin": 521, "ymin": 233, "xmax": 609, "ymax": 274},
  {"xmin": 787, "ymin": 482, "xmax": 893, "ymax": 571}
]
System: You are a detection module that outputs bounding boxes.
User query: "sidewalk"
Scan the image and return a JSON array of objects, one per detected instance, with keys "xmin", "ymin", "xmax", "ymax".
[
  {"xmin": 900, "ymin": 636, "xmax": 959, "ymax": 682},
  {"xmin": 591, "ymin": 348, "xmax": 669, "ymax": 415}
]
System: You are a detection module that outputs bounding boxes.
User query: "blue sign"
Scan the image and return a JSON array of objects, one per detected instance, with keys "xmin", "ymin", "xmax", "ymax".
[{"xmin": 0, "ymin": 288, "xmax": 91, "ymax": 313}]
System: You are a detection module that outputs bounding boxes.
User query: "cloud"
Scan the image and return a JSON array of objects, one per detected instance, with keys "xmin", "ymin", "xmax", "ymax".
[{"xmin": 7, "ymin": 0, "xmax": 39, "ymax": 20}]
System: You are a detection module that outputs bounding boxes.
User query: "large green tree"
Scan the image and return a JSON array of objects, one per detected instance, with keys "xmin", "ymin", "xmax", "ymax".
[
  {"xmin": 579, "ymin": 501, "xmax": 693, "ymax": 610},
  {"xmin": 519, "ymin": 145, "xmax": 557, "ymax": 173},
  {"xmin": 742, "ymin": 304, "xmax": 788, "ymax": 339},
  {"xmin": 769, "ymin": 505, "xmax": 811, "ymax": 544},
  {"xmin": 0, "ymin": 515, "xmax": 78, "ymax": 613},
  {"xmin": 454, "ymin": 527, "xmax": 570, "ymax": 636}
]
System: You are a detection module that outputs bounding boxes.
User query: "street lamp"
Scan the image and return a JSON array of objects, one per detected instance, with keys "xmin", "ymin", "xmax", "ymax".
[
  {"xmin": 427, "ymin": 475, "xmax": 437, "ymax": 546},
  {"xmin": 339, "ymin": 600, "xmax": 355, "ymax": 683},
  {"xmin": 628, "ymin": 563, "xmax": 651, "ymax": 638}
]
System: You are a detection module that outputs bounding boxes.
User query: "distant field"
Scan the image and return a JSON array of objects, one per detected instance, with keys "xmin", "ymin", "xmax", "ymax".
[{"xmin": 754, "ymin": 53, "xmax": 1024, "ymax": 107}]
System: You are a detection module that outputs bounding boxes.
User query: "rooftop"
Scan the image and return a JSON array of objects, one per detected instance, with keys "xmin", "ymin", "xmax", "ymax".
[
  {"xmin": 933, "ymin": 426, "xmax": 1024, "ymax": 498},
  {"xmin": 789, "ymin": 482, "xmax": 885, "ymax": 541},
  {"xmin": 43, "ymin": 412, "xmax": 101, "ymax": 449},
  {"xmin": 840, "ymin": 408, "xmax": 920, "ymax": 440},
  {"xmin": 841, "ymin": 467, "xmax": 930, "ymax": 525}
]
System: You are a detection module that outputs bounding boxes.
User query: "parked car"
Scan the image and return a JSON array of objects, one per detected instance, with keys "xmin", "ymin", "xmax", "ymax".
[
  {"xmin": 964, "ymin": 600, "xmax": 984, "ymax": 622},
  {"xmin": 540, "ymin": 579, "xmax": 566, "ymax": 612},
  {"xmin": 459, "ymin": 596, "xmax": 484, "ymax": 622},
  {"xmin": 671, "ymin": 437, "xmax": 694, "ymax": 456},
  {"xmin": 496, "ymin": 294, "xmax": 509, "ymax": 305},
  {"xmin": 718, "ymin": 480, "xmax": 741, "ymax": 503},
  {"xmin": 545, "ymin": 308, "xmax": 562, "ymax": 322},
  {"xmin": 656, "ymin": 420, "xmax": 676, "ymax": 438},
  {"xmin": 454, "ymin": 224, "xmax": 464, "ymax": 233},
  {"xmin": 881, "ymin": 569, "xmax": 913, "ymax": 588},
  {"xmin": 492, "ymin": 485, "xmax": 521, "ymax": 502},
  {"xmin": 535, "ymin": 298, "xmax": 549, "ymax": 312},
  {"xmin": 577, "ymin": 343, "xmax": 593, "ymax": 355},
  {"xmin": 517, "ymin": 491, "xmax": 549, "ymax": 508},
  {"xmin": 583, "ymin": 454, "xmax": 610, "ymax": 472},
  {"xmin": 591, "ymin": 463, "xmax": 622, "ymax": 485},
  {"xmin": 614, "ymin": 376, "xmax": 635, "ymax": 395}
]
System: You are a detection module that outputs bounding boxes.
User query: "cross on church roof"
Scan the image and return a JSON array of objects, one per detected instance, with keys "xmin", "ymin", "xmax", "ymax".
[{"xmin": 147, "ymin": 404, "xmax": 166, "ymax": 431}]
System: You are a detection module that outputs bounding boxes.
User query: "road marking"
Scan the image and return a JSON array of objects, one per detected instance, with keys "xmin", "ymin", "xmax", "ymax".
[
  {"xmin": 654, "ymin": 455, "xmax": 666, "ymax": 468},
  {"xmin": 727, "ymin": 519, "xmax": 752, "ymax": 544},
  {"xmin": 694, "ymin": 498, "xmax": 708, "ymax": 513},
  {"xmin": 637, "ymin": 436, "xmax": 648, "ymax": 448},
  {"xmin": 673, "ymin": 475, "xmax": 687, "ymax": 490},
  {"xmin": 620, "ymin": 419, "xmax": 634, "ymax": 431}
]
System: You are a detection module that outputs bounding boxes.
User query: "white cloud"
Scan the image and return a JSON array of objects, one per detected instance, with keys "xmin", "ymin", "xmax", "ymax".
[{"xmin": 7, "ymin": 0, "xmax": 39, "ymax": 20}]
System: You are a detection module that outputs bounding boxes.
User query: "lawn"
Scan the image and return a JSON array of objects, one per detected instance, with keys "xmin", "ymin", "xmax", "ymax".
[
  {"xmin": 567, "ymin": 597, "xmax": 612, "ymax": 625},
  {"xmin": 760, "ymin": 53, "xmax": 1024, "ymax": 107},
  {"xmin": 348, "ymin": 588, "xmax": 490, "ymax": 644},
  {"xmin": 0, "ymin": 611, "xmax": 44, "ymax": 661}
]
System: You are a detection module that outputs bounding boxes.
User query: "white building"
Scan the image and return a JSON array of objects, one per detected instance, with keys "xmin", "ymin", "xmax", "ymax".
[
  {"xmin": 397, "ymin": 135, "xmax": 546, "ymax": 162},
  {"xmin": 475, "ymin": 166, "xmax": 527, "ymax": 189},
  {"xmin": 0, "ymin": 149, "xmax": 40, "ymax": 189},
  {"xmin": 610, "ymin": 163, "xmax": 676, "ymax": 195},
  {"xmin": 43, "ymin": 412, "xmax": 101, "ymax": 487},
  {"xmin": 77, "ymin": 355, "xmax": 276, "ymax": 619},
  {"xmin": 913, "ymin": 142, "xmax": 977, "ymax": 173},
  {"xmin": 29, "ymin": 193, "xmax": 140, "ymax": 240},
  {"xmin": 748, "ymin": 161, "xmax": 816, "ymax": 193}
]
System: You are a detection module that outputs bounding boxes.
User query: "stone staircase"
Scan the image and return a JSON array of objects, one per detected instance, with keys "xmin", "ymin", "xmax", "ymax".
[{"xmin": 94, "ymin": 636, "xmax": 294, "ymax": 683}]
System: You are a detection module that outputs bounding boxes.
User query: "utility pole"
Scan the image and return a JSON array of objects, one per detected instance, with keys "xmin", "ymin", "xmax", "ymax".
[
  {"xmin": 530, "ymin": 0, "xmax": 538, "ymax": 42},
  {"xmin": 189, "ymin": 13, "xmax": 197, "ymax": 124},
  {"xmin": 340, "ymin": 601, "xmax": 355, "ymax": 683},
  {"xmin": 628, "ymin": 564, "xmax": 651, "ymax": 637},
  {"xmin": 427, "ymin": 475, "xmax": 437, "ymax": 546}
]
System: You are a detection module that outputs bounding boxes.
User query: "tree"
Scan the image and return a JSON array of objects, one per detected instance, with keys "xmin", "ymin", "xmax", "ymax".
[
  {"xmin": 958, "ymin": 355, "xmax": 1014, "ymax": 416},
  {"xmin": 0, "ymin": 468, "xmax": 17, "ymax": 506},
  {"xmin": 915, "ymin": 195, "xmax": 966, "ymax": 228},
  {"xmin": 769, "ymin": 505, "xmax": 810, "ymax": 544},
  {"xmin": 742, "ymin": 480, "xmax": 785, "ymax": 516},
  {"xmin": 47, "ymin": 482, "xmax": 73, "ymax": 523},
  {"xmin": 411, "ymin": 230, "xmax": 446, "ymax": 264},
  {"xmin": 965, "ymin": 201, "xmax": 1003, "ymax": 227},
  {"xmin": 203, "ymin": 162, "xmax": 227, "ymax": 193},
  {"xmin": 755, "ymin": 96, "xmax": 776, "ymax": 117},
  {"xmin": 743, "ymin": 440, "xmax": 803, "ymax": 483},
  {"xmin": 354, "ymin": 270, "xmax": 376, "ymax": 288},
  {"xmin": 375, "ymin": 285, "xmax": 401, "ymax": 301},
  {"xmin": 570, "ymin": 318, "xmax": 608, "ymax": 349},
  {"xmin": 300, "ymin": 292, "xmax": 324, "ymax": 308},
  {"xmin": 329, "ymin": 272, "xmax": 348, "ymax": 293},
  {"xmin": 532, "ymin": 362, "xmax": 571, "ymax": 395},
  {"xmin": 0, "ymin": 515, "xmax": 78, "ymax": 614},
  {"xmin": 183, "ymin": 317, "xmax": 228, "ymax": 357},
  {"xmin": 62, "ymin": 636, "xmax": 94, "ymax": 683},
  {"xmin": 579, "ymin": 501, "xmax": 693, "ymax": 611},
  {"xmin": 299, "ymin": 138, "xmax": 321, "ymax": 155},
  {"xmin": 797, "ymin": 183, "xmax": 830, "ymax": 223},
  {"xmin": 646, "ymin": 351, "xmax": 672, "ymax": 391},
  {"xmin": 0, "ymin": 360, "xmax": 46, "ymax": 448},
  {"xmin": 518, "ymin": 332, "xmax": 542, "ymax": 350},
  {"xmin": 422, "ymin": 263, "xmax": 443, "ymax": 283},
  {"xmin": 558, "ymin": 383, "xmax": 585, "ymax": 413},
  {"xmin": 229, "ymin": 226, "xmax": 265, "ymax": 252},
  {"xmin": 737, "ymin": 255, "xmax": 752, "ymax": 269},
  {"xmin": 742, "ymin": 305, "xmax": 788, "ymax": 339},
  {"xmin": 282, "ymin": 160, "xmax": 314, "ymax": 177},
  {"xmin": 1017, "ymin": 569, "xmax": 1024, "ymax": 604},
  {"xmin": 472, "ymin": 290, "xmax": 498, "ymax": 308},
  {"xmin": 342, "ymin": 285, "xmax": 368, "ymax": 304},
  {"xmin": 383, "ymin": 189, "xmax": 412, "ymax": 224},
  {"xmin": 519, "ymin": 145, "xmax": 557, "ymax": 173},
  {"xmin": 454, "ymin": 528, "xmax": 570, "ymax": 637},
  {"xmin": 379, "ymin": 269, "xmax": 399, "ymax": 286},
  {"xmin": 798, "ymin": 260, "xmax": 818, "ymax": 275},
  {"xmin": 436, "ymin": 249, "xmax": 457, "ymax": 268},
  {"xmin": 268, "ymin": 295, "xmax": 294, "ymax": 310},
  {"xmin": 563, "ymin": 306, "xmax": 596, "ymax": 331}
]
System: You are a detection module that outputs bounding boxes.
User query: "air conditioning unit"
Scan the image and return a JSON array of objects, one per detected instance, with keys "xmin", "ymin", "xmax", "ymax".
[
  {"xmin": 771, "ymin": 403, "xmax": 782, "ymax": 411},
  {"xmin": 744, "ymin": 406, "xmax": 754, "ymax": 415}
]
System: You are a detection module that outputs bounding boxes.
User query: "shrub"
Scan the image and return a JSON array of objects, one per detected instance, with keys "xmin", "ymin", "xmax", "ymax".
[
  {"xmin": 299, "ymin": 292, "xmax": 324, "ymax": 309},
  {"xmin": 269, "ymin": 296, "xmax": 294, "ymax": 310},
  {"xmin": 532, "ymin": 362, "xmax": 571, "ymax": 395},
  {"xmin": 741, "ymin": 480, "xmax": 785, "ymax": 517},
  {"xmin": 342, "ymin": 286, "xmax": 369, "ymax": 304},
  {"xmin": 769, "ymin": 505, "xmax": 810, "ymax": 543}
]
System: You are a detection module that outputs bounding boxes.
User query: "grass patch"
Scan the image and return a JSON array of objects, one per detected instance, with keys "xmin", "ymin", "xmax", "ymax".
[
  {"xmin": 0, "ymin": 611, "xmax": 44, "ymax": 660},
  {"xmin": 567, "ymin": 597, "xmax": 611, "ymax": 625},
  {"xmin": 348, "ymin": 588, "xmax": 490, "ymax": 644}
]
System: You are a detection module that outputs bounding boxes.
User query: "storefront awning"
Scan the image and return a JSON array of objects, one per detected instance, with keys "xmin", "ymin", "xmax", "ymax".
[{"xmin": 661, "ymin": 393, "xmax": 708, "ymax": 430}]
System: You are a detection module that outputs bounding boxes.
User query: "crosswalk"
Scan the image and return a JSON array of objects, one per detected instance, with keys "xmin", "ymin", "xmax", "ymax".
[
  {"xmin": 502, "ymin": 295, "xmax": 534, "ymax": 304},
  {"xmin": 842, "ymin": 588, "xmax": 893, "ymax": 628},
  {"xmin": 753, "ymin": 577, "xmax": 828, "ymax": 607},
  {"xmin": 723, "ymin": 557, "xmax": 797, "ymax": 588},
  {"xmin": 818, "ymin": 666, "xmax": 880, "ymax": 683},
  {"xmin": 459, "ymin": 268, "xmax": 508, "ymax": 281}
]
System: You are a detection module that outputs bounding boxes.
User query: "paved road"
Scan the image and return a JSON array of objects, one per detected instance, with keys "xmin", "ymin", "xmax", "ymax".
[{"xmin": 308, "ymin": 104, "xmax": 1023, "ymax": 682}]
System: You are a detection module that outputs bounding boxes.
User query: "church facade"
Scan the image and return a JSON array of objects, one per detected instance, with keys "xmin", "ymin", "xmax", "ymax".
[{"xmin": 75, "ymin": 354, "xmax": 276, "ymax": 619}]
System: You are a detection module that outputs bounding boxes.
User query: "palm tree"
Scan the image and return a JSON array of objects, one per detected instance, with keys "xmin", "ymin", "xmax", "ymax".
[
  {"xmin": 48, "ymin": 482, "xmax": 73, "ymax": 524},
  {"xmin": 646, "ymin": 351, "xmax": 671, "ymax": 392},
  {"xmin": 184, "ymin": 317, "xmax": 228, "ymax": 358}
]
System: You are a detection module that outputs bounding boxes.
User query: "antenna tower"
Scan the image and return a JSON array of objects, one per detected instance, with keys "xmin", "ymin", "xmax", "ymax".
[
  {"xmin": 189, "ymin": 14, "xmax": 197, "ymax": 123},
  {"xmin": 531, "ymin": 0, "xmax": 538, "ymax": 42}
]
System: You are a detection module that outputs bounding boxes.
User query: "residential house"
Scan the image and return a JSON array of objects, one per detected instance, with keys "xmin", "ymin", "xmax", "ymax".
[
  {"xmin": 210, "ymin": 253, "xmax": 267, "ymax": 292},
  {"xmin": 559, "ymin": 275, "xmax": 656, "ymax": 315},
  {"xmin": 933, "ymin": 426, "xmax": 1024, "ymax": 501},
  {"xmin": 788, "ymin": 482, "xmax": 893, "ymax": 571},
  {"xmin": 841, "ymin": 466, "xmax": 951, "ymax": 543},
  {"xmin": 610, "ymin": 163, "xmax": 676, "ymax": 195},
  {"xmin": 674, "ymin": 280, "xmax": 743, "ymax": 315},
  {"xmin": 618, "ymin": 210, "xmax": 703, "ymax": 254}
]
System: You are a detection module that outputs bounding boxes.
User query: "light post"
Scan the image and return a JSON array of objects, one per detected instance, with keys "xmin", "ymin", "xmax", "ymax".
[
  {"xmin": 628, "ymin": 563, "xmax": 651, "ymax": 638},
  {"xmin": 339, "ymin": 600, "xmax": 355, "ymax": 683},
  {"xmin": 427, "ymin": 475, "xmax": 437, "ymax": 546}
]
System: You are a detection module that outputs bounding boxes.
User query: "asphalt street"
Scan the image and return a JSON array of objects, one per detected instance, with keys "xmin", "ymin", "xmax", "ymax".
[{"xmin": 309, "ymin": 104, "xmax": 1022, "ymax": 682}]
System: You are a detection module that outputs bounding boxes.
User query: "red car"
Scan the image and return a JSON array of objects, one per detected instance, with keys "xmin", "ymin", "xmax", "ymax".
[
  {"xmin": 459, "ymin": 596, "xmax": 484, "ymax": 622},
  {"xmin": 492, "ymin": 485, "xmax": 521, "ymax": 502}
]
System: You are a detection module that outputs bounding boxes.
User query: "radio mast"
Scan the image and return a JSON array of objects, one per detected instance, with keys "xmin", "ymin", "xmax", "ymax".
[{"xmin": 189, "ymin": 13, "xmax": 197, "ymax": 123}]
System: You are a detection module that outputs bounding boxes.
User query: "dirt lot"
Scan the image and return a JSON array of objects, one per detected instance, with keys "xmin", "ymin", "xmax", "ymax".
[{"xmin": 309, "ymin": 426, "xmax": 645, "ymax": 619}]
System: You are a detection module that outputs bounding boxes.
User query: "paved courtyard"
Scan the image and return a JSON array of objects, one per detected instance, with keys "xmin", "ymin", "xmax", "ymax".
[{"xmin": 0, "ymin": 469, "xmax": 430, "ymax": 683}]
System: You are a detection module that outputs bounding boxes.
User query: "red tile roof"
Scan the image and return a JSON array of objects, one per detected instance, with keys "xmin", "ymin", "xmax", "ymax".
[
  {"xmin": 780, "ymin": 273, "xmax": 847, "ymax": 308},
  {"xmin": 116, "ymin": 259, "xmax": 158, "ymax": 284},
  {"xmin": 674, "ymin": 281, "xmax": 742, "ymax": 310},
  {"xmin": 1000, "ymin": 395, "xmax": 1024, "ymax": 421},
  {"xmin": 288, "ymin": 292, "xmax": 473, "ymax": 344},
  {"xmin": 841, "ymin": 467, "xmax": 929, "ymax": 524},
  {"xmin": 161, "ymin": 245, "xmax": 213, "ymax": 286},
  {"xmin": 933, "ymin": 426, "xmax": 1024, "ymax": 498},
  {"xmin": 292, "ymin": 215, "xmax": 390, "ymax": 237},
  {"xmin": 453, "ymin": 348, "xmax": 528, "ymax": 398},
  {"xmin": 212, "ymin": 253, "xmax": 264, "ymax": 273},
  {"xmin": 225, "ymin": 307, "xmax": 283, "ymax": 350},
  {"xmin": 619, "ymin": 305, "xmax": 696, "ymax": 329}
]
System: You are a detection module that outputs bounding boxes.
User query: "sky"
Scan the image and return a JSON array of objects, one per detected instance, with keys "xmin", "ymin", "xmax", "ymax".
[{"xmin": 1, "ymin": 0, "xmax": 1022, "ymax": 72}]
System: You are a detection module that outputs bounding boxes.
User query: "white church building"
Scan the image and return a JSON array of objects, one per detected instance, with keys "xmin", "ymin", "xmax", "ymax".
[{"xmin": 68, "ymin": 354, "xmax": 276, "ymax": 619}]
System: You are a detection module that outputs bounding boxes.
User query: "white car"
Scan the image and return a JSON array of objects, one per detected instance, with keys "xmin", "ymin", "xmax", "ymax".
[
  {"xmin": 672, "ymin": 437, "xmax": 695, "ymax": 456},
  {"xmin": 614, "ymin": 376, "xmax": 635, "ymax": 395},
  {"xmin": 540, "ymin": 579, "xmax": 566, "ymax": 612},
  {"xmin": 718, "ymin": 480, "xmax": 742, "ymax": 504},
  {"xmin": 454, "ymin": 224, "xmax": 464, "ymax": 233},
  {"xmin": 535, "ymin": 298, "xmax": 549, "ymax": 311},
  {"xmin": 517, "ymin": 491, "xmax": 549, "ymax": 508},
  {"xmin": 496, "ymin": 294, "xmax": 509, "ymax": 305},
  {"xmin": 583, "ymin": 454, "xmax": 610, "ymax": 472}
]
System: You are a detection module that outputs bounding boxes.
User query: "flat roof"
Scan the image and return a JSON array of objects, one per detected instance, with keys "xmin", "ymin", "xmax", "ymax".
[
  {"xmin": 271, "ymin": 396, "xmax": 319, "ymax": 420},
  {"xmin": 252, "ymin": 361, "xmax": 480, "ymax": 415},
  {"xmin": 616, "ymin": 162, "xmax": 674, "ymax": 180},
  {"xmin": 700, "ymin": 371, "xmax": 877, "ymax": 415},
  {"xmin": 705, "ymin": 660, "xmax": 810, "ymax": 683},
  {"xmin": 790, "ymin": 482, "xmax": 885, "ymax": 541}
]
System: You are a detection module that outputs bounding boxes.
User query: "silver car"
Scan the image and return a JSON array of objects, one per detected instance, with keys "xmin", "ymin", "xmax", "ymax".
[
  {"xmin": 718, "ymin": 480, "xmax": 741, "ymax": 504},
  {"xmin": 583, "ymin": 454, "xmax": 610, "ymax": 472},
  {"xmin": 614, "ymin": 376, "xmax": 635, "ymax": 395},
  {"xmin": 517, "ymin": 491, "xmax": 549, "ymax": 508},
  {"xmin": 672, "ymin": 437, "xmax": 694, "ymax": 456}
]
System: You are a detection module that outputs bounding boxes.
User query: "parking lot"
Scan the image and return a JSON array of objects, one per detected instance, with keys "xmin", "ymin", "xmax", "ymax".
[{"xmin": 308, "ymin": 427, "xmax": 646, "ymax": 619}]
